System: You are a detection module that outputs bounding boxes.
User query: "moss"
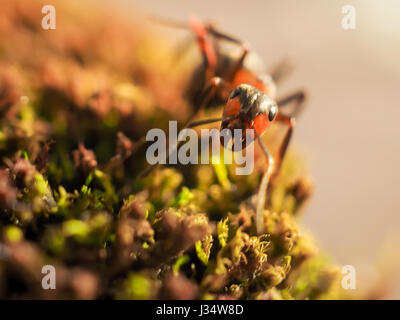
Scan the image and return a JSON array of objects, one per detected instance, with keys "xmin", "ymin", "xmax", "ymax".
[
  {"xmin": 0, "ymin": 0, "xmax": 346, "ymax": 300},
  {"xmin": 3, "ymin": 225, "xmax": 23, "ymax": 243}
]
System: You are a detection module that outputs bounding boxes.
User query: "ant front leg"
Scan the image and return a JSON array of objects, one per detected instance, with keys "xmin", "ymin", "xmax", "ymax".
[
  {"xmin": 138, "ymin": 78, "xmax": 226, "ymax": 179},
  {"xmin": 254, "ymin": 114, "xmax": 295, "ymax": 235},
  {"xmin": 131, "ymin": 77, "xmax": 226, "ymax": 167},
  {"xmin": 254, "ymin": 130, "xmax": 275, "ymax": 235},
  {"xmin": 138, "ymin": 115, "xmax": 237, "ymax": 178},
  {"xmin": 186, "ymin": 114, "xmax": 236, "ymax": 128}
]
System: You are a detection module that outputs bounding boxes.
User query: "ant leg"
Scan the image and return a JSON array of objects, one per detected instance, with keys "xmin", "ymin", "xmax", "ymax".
[
  {"xmin": 188, "ymin": 16, "xmax": 217, "ymax": 81},
  {"xmin": 277, "ymin": 89, "xmax": 307, "ymax": 118},
  {"xmin": 254, "ymin": 130, "xmax": 275, "ymax": 235},
  {"xmin": 192, "ymin": 76, "xmax": 226, "ymax": 115},
  {"xmin": 149, "ymin": 15, "xmax": 217, "ymax": 80},
  {"xmin": 274, "ymin": 114, "xmax": 295, "ymax": 171},
  {"xmin": 138, "ymin": 77, "xmax": 225, "ymax": 179},
  {"xmin": 227, "ymin": 45, "xmax": 250, "ymax": 81},
  {"xmin": 269, "ymin": 58, "xmax": 295, "ymax": 85},
  {"xmin": 151, "ymin": 15, "xmax": 247, "ymax": 83},
  {"xmin": 254, "ymin": 115, "xmax": 294, "ymax": 234},
  {"xmin": 138, "ymin": 162, "xmax": 160, "ymax": 179},
  {"xmin": 191, "ymin": 18, "xmax": 249, "ymax": 81},
  {"xmin": 149, "ymin": 14, "xmax": 243, "ymax": 44},
  {"xmin": 204, "ymin": 24, "xmax": 250, "ymax": 83},
  {"xmin": 148, "ymin": 15, "xmax": 189, "ymax": 29},
  {"xmin": 117, "ymin": 133, "xmax": 153, "ymax": 165},
  {"xmin": 257, "ymin": 114, "xmax": 295, "ymax": 204},
  {"xmin": 138, "ymin": 115, "xmax": 237, "ymax": 178},
  {"xmin": 187, "ymin": 114, "xmax": 235, "ymax": 128},
  {"xmin": 207, "ymin": 25, "xmax": 243, "ymax": 45},
  {"xmin": 148, "ymin": 15, "xmax": 195, "ymax": 62},
  {"xmin": 173, "ymin": 35, "xmax": 197, "ymax": 62}
]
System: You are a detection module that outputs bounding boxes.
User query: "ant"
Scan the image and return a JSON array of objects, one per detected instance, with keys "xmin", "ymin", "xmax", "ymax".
[
  {"xmin": 150, "ymin": 15, "xmax": 304, "ymax": 114},
  {"xmin": 141, "ymin": 16, "xmax": 307, "ymax": 235}
]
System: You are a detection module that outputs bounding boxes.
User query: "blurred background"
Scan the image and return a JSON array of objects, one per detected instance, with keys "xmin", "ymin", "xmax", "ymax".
[{"xmin": 113, "ymin": 0, "xmax": 400, "ymax": 298}]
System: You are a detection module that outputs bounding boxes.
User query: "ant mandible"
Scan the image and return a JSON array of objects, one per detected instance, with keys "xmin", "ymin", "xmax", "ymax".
[{"xmin": 142, "ymin": 16, "xmax": 307, "ymax": 235}]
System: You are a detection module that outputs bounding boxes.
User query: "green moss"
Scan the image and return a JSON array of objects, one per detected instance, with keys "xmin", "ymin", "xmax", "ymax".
[
  {"xmin": 3, "ymin": 226, "xmax": 23, "ymax": 243},
  {"xmin": 117, "ymin": 273, "xmax": 156, "ymax": 300}
]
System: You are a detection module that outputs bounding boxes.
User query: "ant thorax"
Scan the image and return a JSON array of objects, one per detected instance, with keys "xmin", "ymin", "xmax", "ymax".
[
  {"xmin": 216, "ymin": 43, "xmax": 266, "ymax": 76},
  {"xmin": 234, "ymin": 84, "xmax": 277, "ymax": 120}
]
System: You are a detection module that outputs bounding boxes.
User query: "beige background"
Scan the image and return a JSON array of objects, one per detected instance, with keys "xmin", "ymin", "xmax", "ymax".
[{"xmin": 115, "ymin": 0, "xmax": 400, "ymax": 298}]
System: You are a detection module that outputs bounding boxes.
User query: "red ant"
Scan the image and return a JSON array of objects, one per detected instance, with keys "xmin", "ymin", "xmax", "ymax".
[{"xmin": 142, "ymin": 16, "xmax": 307, "ymax": 235}]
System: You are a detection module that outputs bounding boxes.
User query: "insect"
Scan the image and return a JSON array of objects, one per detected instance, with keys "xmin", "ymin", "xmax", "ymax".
[
  {"xmin": 142, "ymin": 16, "xmax": 307, "ymax": 234},
  {"xmin": 151, "ymin": 15, "xmax": 303, "ymax": 113}
]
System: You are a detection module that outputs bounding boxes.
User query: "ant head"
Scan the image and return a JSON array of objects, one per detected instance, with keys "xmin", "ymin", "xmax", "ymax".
[{"xmin": 229, "ymin": 84, "xmax": 278, "ymax": 123}]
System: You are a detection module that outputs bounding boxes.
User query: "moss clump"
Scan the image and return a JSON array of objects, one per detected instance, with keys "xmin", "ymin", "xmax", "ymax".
[{"xmin": 0, "ymin": 0, "xmax": 344, "ymax": 299}]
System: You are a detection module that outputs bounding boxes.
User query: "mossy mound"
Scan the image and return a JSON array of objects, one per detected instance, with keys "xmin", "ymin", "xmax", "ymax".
[{"xmin": 0, "ymin": 0, "xmax": 343, "ymax": 299}]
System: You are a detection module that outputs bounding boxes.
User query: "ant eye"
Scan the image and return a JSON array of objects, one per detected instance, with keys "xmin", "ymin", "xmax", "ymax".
[
  {"xmin": 230, "ymin": 88, "xmax": 241, "ymax": 99},
  {"xmin": 268, "ymin": 105, "xmax": 278, "ymax": 121}
]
